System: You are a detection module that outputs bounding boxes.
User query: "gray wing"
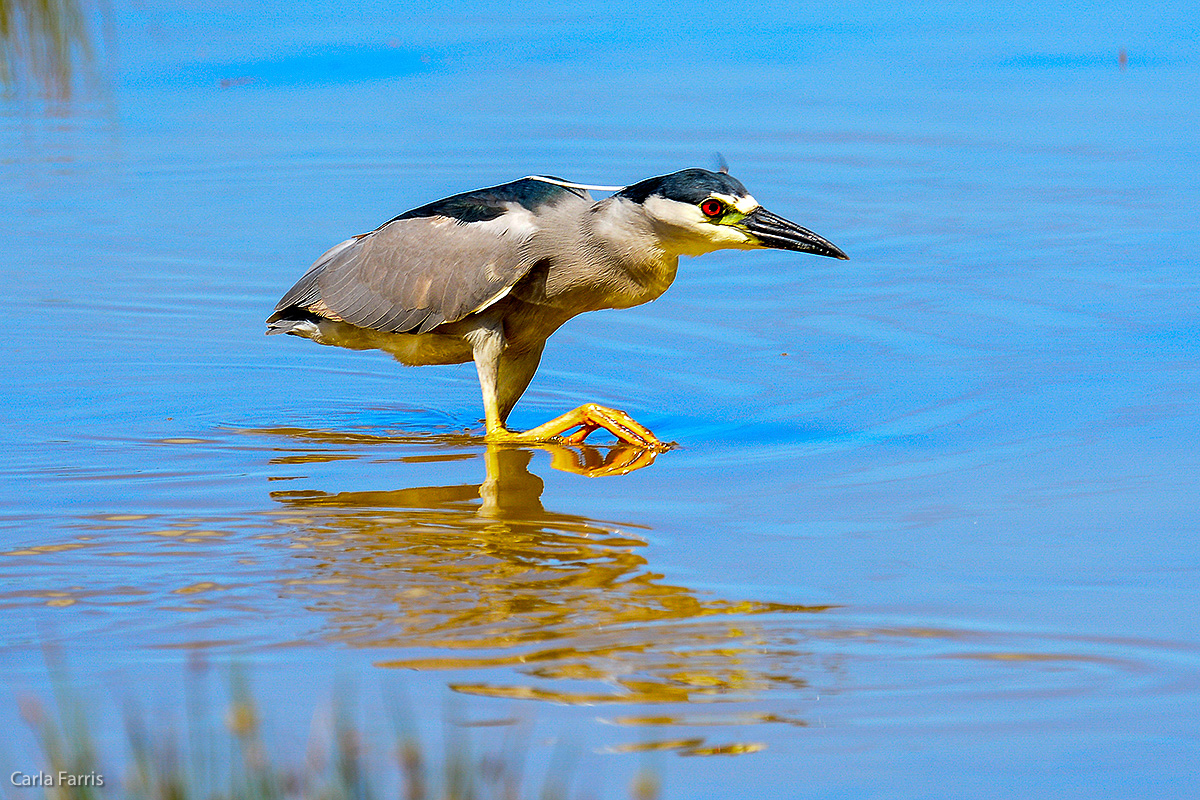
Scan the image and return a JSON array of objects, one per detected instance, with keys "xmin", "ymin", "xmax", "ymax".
[{"xmin": 269, "ymin": 178, "xmax": 589, "ymax": 335}]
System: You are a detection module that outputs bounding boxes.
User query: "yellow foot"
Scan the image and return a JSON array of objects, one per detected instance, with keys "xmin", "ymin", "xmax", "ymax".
[{"xmin": 489, "ymin": 403, "xmax": 674, "ymax": 451}]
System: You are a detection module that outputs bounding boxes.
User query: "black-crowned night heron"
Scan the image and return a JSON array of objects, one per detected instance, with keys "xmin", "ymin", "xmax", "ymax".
[{"xmin": 267, "ymin": 168, "xmax": 847, "ymax": 449}]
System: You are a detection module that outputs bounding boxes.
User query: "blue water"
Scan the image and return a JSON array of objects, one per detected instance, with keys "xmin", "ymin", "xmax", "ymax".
[{"xmin": 2, "ymin": 1, "xmax": 1199, "ymax": 797}]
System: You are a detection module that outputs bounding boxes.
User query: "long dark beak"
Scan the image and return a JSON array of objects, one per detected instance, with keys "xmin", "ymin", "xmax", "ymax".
[{"xmin": 740, "ymin": 207, "xmax": 849, "ymax": 260}]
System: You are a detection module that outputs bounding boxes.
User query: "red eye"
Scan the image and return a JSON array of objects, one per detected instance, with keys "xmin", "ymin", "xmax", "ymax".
[{"xmin": 700, "ymin": 199, "xmax": 725, "ymax": 218}]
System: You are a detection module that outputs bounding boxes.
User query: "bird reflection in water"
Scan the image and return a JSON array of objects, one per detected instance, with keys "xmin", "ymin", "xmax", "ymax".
[{"xmin": 266, "ymin": 433, "xmax": 833, "ymax": 709}]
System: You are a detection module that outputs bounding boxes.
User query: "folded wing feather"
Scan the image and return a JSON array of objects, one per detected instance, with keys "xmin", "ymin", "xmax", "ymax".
[{"xmin": 268, "ymin": 178, "xmax": 589, "ymax": 335}]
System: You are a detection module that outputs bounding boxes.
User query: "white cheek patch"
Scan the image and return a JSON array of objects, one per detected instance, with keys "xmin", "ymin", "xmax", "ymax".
[
  {"xmin": 643, "ymin": 195, "xmax": 756, "ymax": 255},
  {"xmin": 643, "ymin": 194, "xmax": 709, "ymax": 228}
]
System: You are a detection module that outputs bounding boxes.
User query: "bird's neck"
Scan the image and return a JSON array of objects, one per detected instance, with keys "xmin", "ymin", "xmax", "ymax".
[{"xmin": 580, "ymin": 198, "xmax": 680, "ymax": 307}]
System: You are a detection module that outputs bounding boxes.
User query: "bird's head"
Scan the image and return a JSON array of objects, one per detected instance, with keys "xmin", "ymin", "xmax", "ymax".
[{"xmin": 614, "ymin": 168, "xmax": 849, "ymax": 260}]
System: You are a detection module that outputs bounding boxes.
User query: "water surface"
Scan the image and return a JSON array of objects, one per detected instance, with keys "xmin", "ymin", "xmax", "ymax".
[{"xmin": 2, "ymin": 2, "xmax": 1199, "ymax": 797}]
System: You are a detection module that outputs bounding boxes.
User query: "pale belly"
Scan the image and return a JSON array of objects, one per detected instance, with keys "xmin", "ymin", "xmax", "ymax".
[{"xmin": 287, "ymin": 318, "xmax": 473, "ymax": 366}]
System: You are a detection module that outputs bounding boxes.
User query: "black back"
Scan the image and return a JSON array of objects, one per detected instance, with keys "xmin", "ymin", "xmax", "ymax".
[{"xmin": 388, "ymin": 177, "xmax": 587, "ymax": 225}]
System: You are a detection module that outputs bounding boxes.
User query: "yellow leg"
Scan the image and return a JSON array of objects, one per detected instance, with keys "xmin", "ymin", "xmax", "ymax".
[{"xmin": 471, "ymin": 329, "xmax": 671, "ymax": 454}]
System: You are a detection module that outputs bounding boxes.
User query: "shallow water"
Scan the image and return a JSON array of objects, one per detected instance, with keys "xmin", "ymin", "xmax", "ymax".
[{"xmin": 3, "ymin": 1, "xmax": 1199, "ymax": 797}]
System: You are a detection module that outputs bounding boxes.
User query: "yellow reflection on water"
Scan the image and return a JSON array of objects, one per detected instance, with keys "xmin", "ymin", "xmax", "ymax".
[
  {"xmin": 264, "ymin": 438, "xmax": 833, "ymax": 706},
  {"xmin": 606, "ymin": 739, "xmax": 767, "ymax": 757},
  {"xmin": 2, "ymin": 426, "xmax": 839, "ymax": 745}
]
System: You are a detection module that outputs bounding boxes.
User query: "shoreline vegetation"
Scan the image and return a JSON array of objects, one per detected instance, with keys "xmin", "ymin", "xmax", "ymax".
[
  {"xmin": 0, "ymin": 0, "xmax": 99, "ymax": 100},
  {"xmin": 9, "ymin": 664, "xmax": 661, "ymax": 800}
]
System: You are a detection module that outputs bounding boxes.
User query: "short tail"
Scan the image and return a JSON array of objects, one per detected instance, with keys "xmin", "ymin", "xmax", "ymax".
[{"xmin": 265, "ymin": 308, "xmax": 322, "ymax": 337}]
